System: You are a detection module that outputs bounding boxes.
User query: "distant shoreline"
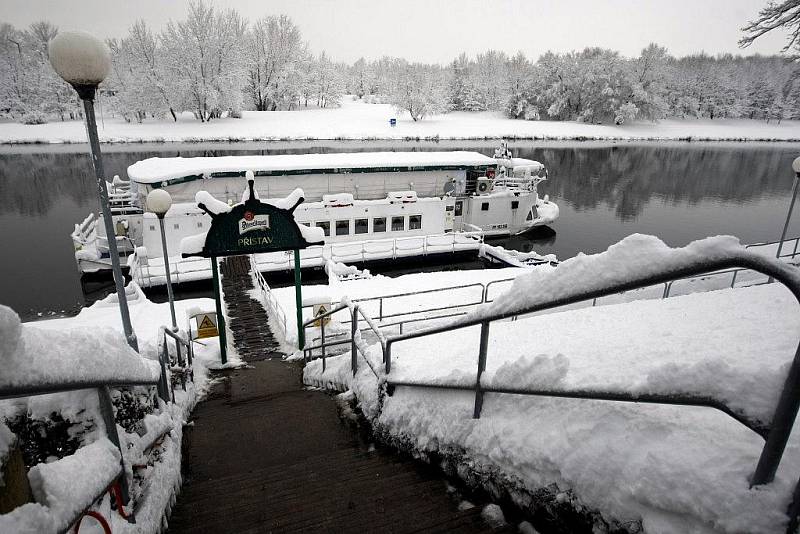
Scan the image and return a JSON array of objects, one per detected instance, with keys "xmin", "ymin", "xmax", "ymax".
[
  {"xmin": 2, "ymin": 100, "xmax": 799, "ymax": 145},
  {"xmin": 3, "ymin": 135, "xmax": 800, "ymax": 146}
]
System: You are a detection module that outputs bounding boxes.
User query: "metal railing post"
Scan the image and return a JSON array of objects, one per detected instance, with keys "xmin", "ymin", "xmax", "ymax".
[
  {"xmin": 379, "ymin": 299, "xmax": 383, "ymax": 322},
  {"xmin": 175, "ymin": 337, "xmax": 186, "ymax": 391},
  {"xmin": 351, "ymin": 305, "xmax": 358, "ymax": 376},
  {"xmin": 473, "ymin": 321, "xmax": 491, "ymax": 419},
  {"xmin": 321, "ymin": 320, "xmax": 326, "ymax": 372},
  {"xmin": 731, "ymin": 269, "xmax": 739, "ymax": 288},
  {"xmin": 752, "ymin": 340, "xmax": 800, "ymax": 485},
  {"xmin": 97, "ymin": 386, "xmax": 129, "ymax": 504},
  {"xmin": 385, "ymin": 341, "xmax": 392, "ymax": 374},
  {"xmin": 157, "ymin": 342, "xmax": 170, "ymax": 403}
]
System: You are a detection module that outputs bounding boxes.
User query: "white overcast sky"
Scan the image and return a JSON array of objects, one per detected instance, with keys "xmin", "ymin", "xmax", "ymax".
[{"xmin": 0, "ymin": 0, "xmax": 791, "ymax": 63}]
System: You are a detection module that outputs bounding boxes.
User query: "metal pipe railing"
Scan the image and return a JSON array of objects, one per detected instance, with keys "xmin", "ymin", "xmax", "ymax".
[
  {"xmin": 381, "ymin": 250, "xmax": 800, "ymax": 491},
  {"xmin": 0, "ymin": 319, "xmax": 194, "ymax": 530}
]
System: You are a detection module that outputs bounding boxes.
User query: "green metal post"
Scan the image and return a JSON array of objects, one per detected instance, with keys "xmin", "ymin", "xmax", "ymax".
[
  {"xmin": 294, "ymin": 249, "xmax": 305, "ymax": 350},
  {"xmin": 210, "ymin": 256, "xmax": 228, "ymax": 364}
]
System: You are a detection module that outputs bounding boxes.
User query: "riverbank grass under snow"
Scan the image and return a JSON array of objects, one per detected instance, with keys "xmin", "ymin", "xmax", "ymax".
[{"xmin": 2, "ymin": 98, "xmax": 800, "ymax": 144}]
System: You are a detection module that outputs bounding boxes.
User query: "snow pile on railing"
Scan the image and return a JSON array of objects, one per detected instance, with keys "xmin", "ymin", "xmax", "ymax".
[
  {"xmin": 0, "ymin": 305, "xmax": 160, "ymax": 389},
  {"xmin": 476, "ymin": 234, "xmax": 775, "ymax": 318},
  {"xmin": 31, "ymin": 439, "xmax": 120, "ymax": 525}
]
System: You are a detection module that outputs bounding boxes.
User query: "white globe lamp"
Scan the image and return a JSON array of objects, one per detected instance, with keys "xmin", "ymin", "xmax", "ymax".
[
  {"xmin": 48, "ymin": 31, "xmax": 111, "ymax": 99},
  {"xmin": 147, "ymin": 189, "xmax": 173, "ymax": 218}
]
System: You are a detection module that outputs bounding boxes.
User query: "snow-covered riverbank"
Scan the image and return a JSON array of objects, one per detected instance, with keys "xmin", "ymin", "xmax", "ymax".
[{"xmin": 3, "ymin": 99, "xmax": 800, "ymax": 144}]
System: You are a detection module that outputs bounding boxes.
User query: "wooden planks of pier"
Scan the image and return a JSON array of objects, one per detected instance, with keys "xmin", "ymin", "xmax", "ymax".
[{"xmin": 167, "ymin": 255, "xmax": 502, "ymax": 533}]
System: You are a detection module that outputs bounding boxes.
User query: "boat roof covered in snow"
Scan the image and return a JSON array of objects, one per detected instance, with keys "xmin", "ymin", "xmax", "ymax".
[{"xmin": 128, "ymin": 152, "xmax": 497, "ymax": 187}]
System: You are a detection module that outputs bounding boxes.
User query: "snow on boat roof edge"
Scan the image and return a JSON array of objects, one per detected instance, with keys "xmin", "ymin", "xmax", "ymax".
[{"xmin": 128, "ymin": 151, "xmax": 497, "ymax": 184}]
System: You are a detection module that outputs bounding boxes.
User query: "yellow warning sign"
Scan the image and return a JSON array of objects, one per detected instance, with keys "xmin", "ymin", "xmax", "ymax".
[
  {"xmin": 196, "ymin": 313, "xmax": 219, "ymax": 339},
  {"xmin": 313, "ymin": 303, "xmax": 332, "ymax": 327}
]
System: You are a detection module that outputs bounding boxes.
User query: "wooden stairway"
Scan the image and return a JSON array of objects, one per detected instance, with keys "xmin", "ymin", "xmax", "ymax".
[{"xmin": 167, "ymin": 256, "xmax": 503, "ymax": 532}]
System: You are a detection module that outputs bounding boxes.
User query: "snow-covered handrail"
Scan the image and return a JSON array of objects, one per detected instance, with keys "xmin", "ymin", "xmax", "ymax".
[
  {"xmin": 0, "ymin": 305, "xmax": 176, "ymax": 529},
  {"xmin": 381, "ymin": 235, "xmax": 800, "ymax": 490}
]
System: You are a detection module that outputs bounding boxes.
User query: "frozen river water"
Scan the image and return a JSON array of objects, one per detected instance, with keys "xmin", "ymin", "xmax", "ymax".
[{"xmin": 0, "ymin": 140, "xmax": 798, "ymax": 320}]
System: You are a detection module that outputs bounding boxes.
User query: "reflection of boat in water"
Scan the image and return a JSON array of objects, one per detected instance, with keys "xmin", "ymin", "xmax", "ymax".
[
  {"xmin": 491, "ymin": 225, "xmax": 557, "ymax": 253},
  {"xmin": 70, "ymin": 149, "xmax": 558, "ymax": 282}
]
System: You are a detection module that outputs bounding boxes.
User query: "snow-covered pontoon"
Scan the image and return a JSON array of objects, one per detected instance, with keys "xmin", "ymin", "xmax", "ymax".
[{"xmin": 70, "ymin": 150, "xmax": 558, "ymax": 285}]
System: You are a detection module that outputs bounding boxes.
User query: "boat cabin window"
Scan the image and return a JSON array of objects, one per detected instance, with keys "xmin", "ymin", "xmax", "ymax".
[
  {"xmin": 391, "ymin": 216, "xmax": 405, "ymax": 232},
  {"xmin": 336, "ymin": 220, "xmax": 350, "ymax": 236},
  {"xmin": 409, "ymin": 215, "xmax": 422, "ymax": 230},
  {"xmin": 355, "ymin": 218, "xmax": 368, "ymax": 234},
  {"xmin": 149, "ymin": 225, "xmax": 156, "ymax": 231},
  {"xmin": 174, "ymin": 223, "xmax": 180, "ymax": 229},
  {"xmin": 197, "ymin": 221, "xmax": 203, "ymax": 228},
  {"xmin": 481, "ymin": 202, "xmax": 489, "ymax": 211},
  {"xmin": 511, "ymin": 201, "xmax": 519, "ymax": 210},
  {"xmin": 454, "ymin": 201, "xmax": 463, "ymax": 217},
  {"xmin": 316, "ymin": 221, "xmax": 330, "ymax": 236},
  {"xmin": 373, "ymin": 217, "xmax": 386, "ymax": 232}
]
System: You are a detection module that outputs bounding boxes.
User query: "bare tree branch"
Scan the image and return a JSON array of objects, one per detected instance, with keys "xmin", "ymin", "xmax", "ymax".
[{"xmin": 740, "ymin": 0, "xmax": 800, "ymax": 52}]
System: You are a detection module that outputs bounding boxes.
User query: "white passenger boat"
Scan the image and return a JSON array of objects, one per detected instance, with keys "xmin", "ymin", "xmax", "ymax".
[{"xmin": 70, "ymin": 150, "xmax": 558, "ymax": 284}]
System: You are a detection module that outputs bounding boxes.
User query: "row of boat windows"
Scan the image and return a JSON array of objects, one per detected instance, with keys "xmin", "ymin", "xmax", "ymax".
[
  {"xmin": 149, "ymin": 221, "xmax": 205, "ymax": 232},
  {"xmin": 309, "ymin": 215, "xmax": 422, "ymax": 237},
  {"xmin": 145, "ymin": 216, "xmax": 425, "ymax": 235}
]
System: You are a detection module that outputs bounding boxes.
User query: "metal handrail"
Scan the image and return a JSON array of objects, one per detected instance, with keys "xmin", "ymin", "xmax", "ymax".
[
  {"xmin": 159, "ymin": 326, "xmax": 194, "ymax": 399},
  {"xmin": 381, "ymin": 249, "xmax": 800, "ymax": 492},
  {"xmin": 0, "ymin": 321, "xmax": 188, "ymax": 530},
  {"xmin": 301, "ymin": 301, "xmax": 383, "ymax": 381},
  {"xmin": 252, "ymin": 262, "xmax": 289, "ymax": 338},
  {"xmin": 0, "ymin": 375, "xmax": 164, "ymax": 530}
]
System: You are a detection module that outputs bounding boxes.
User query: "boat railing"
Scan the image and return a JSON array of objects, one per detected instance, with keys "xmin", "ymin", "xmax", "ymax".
[
  {"xmin": 491, "ymin": 177, "xmax": 538, "ymax": 191},
  {"xmin": 130, "ymin": 230, "xmax": 485, "ymax": 288},
  {"xmin": 71, "ymin": 213, "xmax": 98, "ymax": 249}
]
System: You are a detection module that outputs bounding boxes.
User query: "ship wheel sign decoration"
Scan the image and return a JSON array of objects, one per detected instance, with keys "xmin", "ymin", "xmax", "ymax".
[{"xmin": 181, "ymin": 171, "xmax": 324, "ymax": 361}]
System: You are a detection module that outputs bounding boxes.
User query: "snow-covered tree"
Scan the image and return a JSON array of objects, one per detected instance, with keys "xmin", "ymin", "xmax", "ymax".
[
  {"xmin": 245, "ymin": 15, "xmax": 307, "ymax": 111},
  {"xmin": 161, "ymin": 0, "xmax": 247, "ymax": 121},
  {"xmin": 311, "ymin": 52, "xmax": 344, "ymax": 108},
  {"xmin": 114, "ymin": 21, "xmax": 178, "ymax": 121},
  {"xmin": 388, "ymin": 62, "xmax": 448, "ymax": 121},
  {"xmin": 349, "ymin": 57, "xmax": 370, "ymax": 98}
]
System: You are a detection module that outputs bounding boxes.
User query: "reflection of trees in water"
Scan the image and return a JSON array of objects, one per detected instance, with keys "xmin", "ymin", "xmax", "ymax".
[
  {"xmin": 0, "ymin": 144, "xmax": 794, "ymax": 221},
  {"xmin": 0, "ymin": 153, "xmax": 97, "ymax": 216},
  {"xmin": 514, "ymin": 145, "xmax": 795, "ymax": 221}
]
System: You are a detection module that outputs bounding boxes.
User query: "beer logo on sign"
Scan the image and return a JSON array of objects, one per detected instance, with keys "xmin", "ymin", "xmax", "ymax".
[{"xmin": 239, "ymin": 211, "xmax": 270, "ymax": 234}]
